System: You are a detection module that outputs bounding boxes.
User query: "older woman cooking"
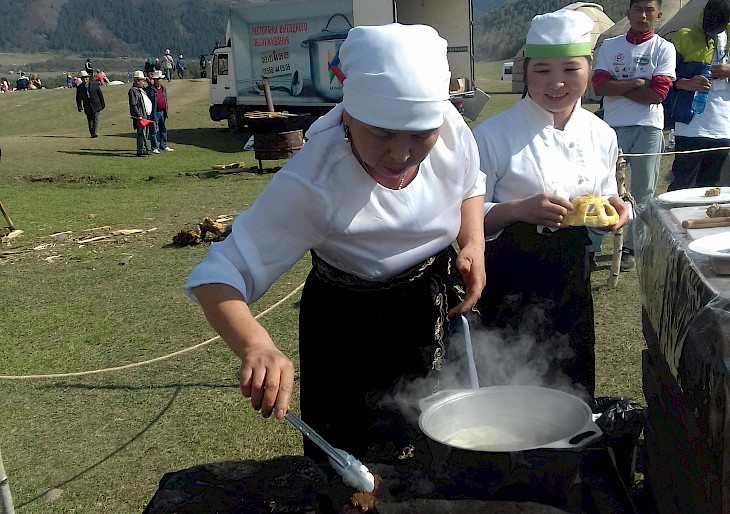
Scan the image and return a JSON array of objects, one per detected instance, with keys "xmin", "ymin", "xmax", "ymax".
[{"xmin": 184, "ymin": 23, "xmax": 486, "ymax": 463}]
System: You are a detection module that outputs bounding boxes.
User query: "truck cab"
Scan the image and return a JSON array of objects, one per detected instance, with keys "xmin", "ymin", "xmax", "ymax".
[{"xmin": 210, "ymin": 0, "xmax": 487, "ymax": 132}]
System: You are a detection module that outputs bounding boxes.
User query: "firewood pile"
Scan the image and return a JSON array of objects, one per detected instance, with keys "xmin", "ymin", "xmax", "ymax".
[{"xmin": 172, "ymin": 217, "xmax": 233, "ymax": 246}]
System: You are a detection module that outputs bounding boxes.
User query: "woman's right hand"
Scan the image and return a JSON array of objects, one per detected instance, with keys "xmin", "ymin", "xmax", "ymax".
[
  {"xmin": 193, "ymin": 283, "xmax": 294, "ymax": 420},
  {"xmin": 513, "ymin": 193, "xmax": 573, "ymax": 228},
  {"xmin": 238, "ymin": 337, "xmax": 295, "ymax": 419}
]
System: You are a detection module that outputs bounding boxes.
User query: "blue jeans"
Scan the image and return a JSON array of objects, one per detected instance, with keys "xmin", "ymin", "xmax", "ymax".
[
  {"xmin": 615, "ymin": 125, "xmax": 663, "ymax": 252},
  {"xmin": 147, "ymin": 116, "xmax": 158, "ymax": 150},
  {"xmin": 165, "ymin": 68, "xmax": 172, "ymax": 82},
  {"xmin": 152, "ymin": 111, "xmax": 167, "ymax": 149}
]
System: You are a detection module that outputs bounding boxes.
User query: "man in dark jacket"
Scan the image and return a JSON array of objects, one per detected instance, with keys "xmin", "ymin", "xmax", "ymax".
[
  {"xmin": 129, "ymin": 70, "xmax": 151, "ymax": 156},
  {"xmin": 75, "ymin": 70, "xmax": 105, "ymax": 138}
]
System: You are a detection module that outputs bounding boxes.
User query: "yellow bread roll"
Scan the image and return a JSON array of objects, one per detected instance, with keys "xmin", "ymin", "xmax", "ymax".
[{"xmin": 563, "ymin": 194, "xmax": 619, "ymax": 227}]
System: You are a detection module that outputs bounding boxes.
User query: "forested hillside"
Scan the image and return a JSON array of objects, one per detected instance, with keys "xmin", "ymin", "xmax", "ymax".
[
  {"xmin": 475, "ymin": 0, "xmax": 628, "ymax": 61},
  {"xmin": 0, "ymin": 0, "xmax": 630, "ymax": 63},
  {"xmin": 0, "ymin": 0, "xmax": 232, "ymax": 59}
]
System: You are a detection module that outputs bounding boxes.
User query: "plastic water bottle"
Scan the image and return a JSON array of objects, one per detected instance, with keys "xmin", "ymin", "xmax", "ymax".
[
  {"xmin": 666, "ymin": 128, "xmax": 676, "ymax": 152},
  {"xmin": 691, "ymin": 64, "xmax": 712, "ymax": 115}
]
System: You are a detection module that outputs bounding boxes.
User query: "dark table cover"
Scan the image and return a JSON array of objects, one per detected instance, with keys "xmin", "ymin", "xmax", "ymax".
[{"xmin": 638, "ymin": 198, "xmax": 730, "ymax": 512}]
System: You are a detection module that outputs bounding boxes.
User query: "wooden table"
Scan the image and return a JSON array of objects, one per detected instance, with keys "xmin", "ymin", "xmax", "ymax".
[{"xmin": 638, "ymin": 198, "xmax": 730, "ymax": 512}]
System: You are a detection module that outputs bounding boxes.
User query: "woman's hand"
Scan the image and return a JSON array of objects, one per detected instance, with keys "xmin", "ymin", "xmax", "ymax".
[
  {"xmin": 193, "ymin": 283, "xmax": 294, "ymax": 420},
  {"xmin": 451, "ymin": 195, "xmax": 486, "ymax": 316},
  {"xmin": 449, "ymin": 242, "xmax": 486, "ymax": 316},
  {"xmin": 238, "ymin": 338, "xmax": 295, "ymax": 419},
  {"xmin": 595, "ymin": 196, "xmax": 629, "ymax": 232},
  {"xmin": 514, "ymin": 193, "xmax": 574, "ymax": 228}
]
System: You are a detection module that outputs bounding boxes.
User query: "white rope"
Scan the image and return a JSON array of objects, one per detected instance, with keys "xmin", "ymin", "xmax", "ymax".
[
  {"xmin": 624, "ymin": 145, "xmax": 730, "ymax": 157},
  {"xmin": 0, "ymin": 283, "xmax": 305, "ymax": 380}
]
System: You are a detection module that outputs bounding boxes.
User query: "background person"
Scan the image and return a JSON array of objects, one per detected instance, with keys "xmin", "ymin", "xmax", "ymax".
[
  {"xmin": 29, "ymin": 74, "xmax": 42, "ymax": 90},
  {"xmin": 15, "ymin": 73, "xmax": 29, "ymax": 90},
  {"xmin": 472, "ymin": 10, "xmax": 629, "ymax": 398},
  {"xmin": 176, "ymin": 54, "xmax": 186, "ymax": 79},
  {"xmin": 184, "ymin": 23, "xmax": 486, "ymax": 464},
  {"xmin": 143, "ymin": 74, "xmax": 160, "ymax": 154},
  {"xmin": 150, "ymin": 70, "xmax": 173, "ymax": 152},
  {"xmin": 163, "ymin": 49, "xmax": 174, "ymax": 81},
  {"xmin": 667, "ymin": 0, "xmax": 730, "ymax": 191},
  {"xmin": 129, "ymin": 70, "xmax": 152, "ymax": 156},
  {"xmin": 75, "ymin": 69, "xmax": 105, "ymax": 138},
  {"xmin": 592, "ymin": 0, "xmax": 676, "ymax": 271},
  {"xmin": 199, "ymin": 54, "xmax": 207, "ymax": 78}
]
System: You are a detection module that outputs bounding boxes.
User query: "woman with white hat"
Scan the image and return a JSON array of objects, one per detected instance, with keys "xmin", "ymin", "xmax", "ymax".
[
  {"xmin": 184, "ymin": 23, "xmax": 486, "ymax": 463},
  {"xmin": 472, "ymin": 9, "xmax": 630, "ymax": 398}
]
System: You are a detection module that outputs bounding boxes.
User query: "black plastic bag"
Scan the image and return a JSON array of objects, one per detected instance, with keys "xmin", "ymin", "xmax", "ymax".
[{"xmin": 593, "ymin": 397, "xmax": 645, "ymax": 486}]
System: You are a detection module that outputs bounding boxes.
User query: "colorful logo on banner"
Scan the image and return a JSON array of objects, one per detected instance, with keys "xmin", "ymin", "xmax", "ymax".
[{"xmin": 328, "ymin": 47, "xmax": 345, "ymax": 85}]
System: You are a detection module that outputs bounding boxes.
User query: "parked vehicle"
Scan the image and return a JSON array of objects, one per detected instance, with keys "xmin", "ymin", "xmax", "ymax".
[{"xmin": 209, "ymin": 0, "xmax": 488, "ymax": 132}]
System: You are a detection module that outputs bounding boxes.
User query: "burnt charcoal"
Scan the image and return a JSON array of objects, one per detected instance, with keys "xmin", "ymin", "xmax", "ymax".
[{"xmin": 143, "ymin": 456, "xmax": 327, "ymax": 513}]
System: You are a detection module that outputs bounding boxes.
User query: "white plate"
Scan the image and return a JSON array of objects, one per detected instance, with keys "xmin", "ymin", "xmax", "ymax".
[
  {"xmin": 658, "ymin": 187, "xmax": 730, "ymax": 205},
  {"xmin": 688, "ymin": 232, "xmax": 730, "ymax": 259}
]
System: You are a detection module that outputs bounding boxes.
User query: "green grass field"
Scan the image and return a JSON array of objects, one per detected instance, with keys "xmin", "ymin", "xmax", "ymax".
[{"xmin": 0, "ymin": 60, "xmax": 652, "ymax": 512}]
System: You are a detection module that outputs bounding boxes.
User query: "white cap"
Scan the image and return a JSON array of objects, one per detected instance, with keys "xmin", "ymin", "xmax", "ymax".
[
  {"xmin": 339, "ymin": 23, "xmax": 450, "ymax": 131},
  {"xmin": 132, "ymin": 70, "xmax": 145, "ymax": 79},
  {"xmin": 79, "ymin": 70, "xmax": 89, "ymax": 77},
  {"xmin": 524, "ymin": 10, "xmax": 593, "ymax": 58}
]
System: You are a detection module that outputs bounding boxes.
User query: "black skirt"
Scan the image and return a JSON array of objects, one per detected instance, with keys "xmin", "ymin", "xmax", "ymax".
[
  {"xmin": 298, "ymin": 247, "xmax": 461, "ymax": 464},
  {"xmin": 475, "ymin": 222, "xmax": 595, "ymax": 396}
]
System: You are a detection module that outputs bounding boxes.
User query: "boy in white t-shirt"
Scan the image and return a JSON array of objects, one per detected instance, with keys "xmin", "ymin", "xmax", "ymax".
[{"xmin": 593, "ymin": 0, "xmax": 676, "ymax": 271}]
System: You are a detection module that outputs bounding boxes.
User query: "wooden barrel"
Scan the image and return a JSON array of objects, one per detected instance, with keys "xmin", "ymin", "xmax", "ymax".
[{"xmin": 253, "ymin": 130, "xmax": 304, "ymax": 160}]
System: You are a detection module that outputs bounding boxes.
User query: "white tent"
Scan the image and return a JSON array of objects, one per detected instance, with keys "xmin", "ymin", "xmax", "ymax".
[{"xmin": 511, "ymin": 2, "xmax": 615, "ymax": 98}]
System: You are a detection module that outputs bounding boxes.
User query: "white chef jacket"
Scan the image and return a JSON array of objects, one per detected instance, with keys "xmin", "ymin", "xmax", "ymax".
[
  {"xmin": 472, "ymin": 95, "xmax": 619, "ymax": 232},
  {"xmin": 184, "ymin": 103, "xmax": 485, "ymax": 304}
]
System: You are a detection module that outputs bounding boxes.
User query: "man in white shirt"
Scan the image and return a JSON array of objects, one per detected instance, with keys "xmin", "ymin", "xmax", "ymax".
[
  {"xmin": 667, "ymin": 0, "xmax": 730, "ymax": 193},
  {"xmin": 593, "ymin": 0, "xmax": 676, "ymax": 271}
]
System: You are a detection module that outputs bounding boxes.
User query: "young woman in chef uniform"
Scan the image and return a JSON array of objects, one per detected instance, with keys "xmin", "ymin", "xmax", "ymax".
[
  {"xmin": 184, "ymin": 24, "xmax": 486, "ymax": 463},
  {"xmin": 472, "ymin": 10, "xmax": 629, "ymax": 398}
]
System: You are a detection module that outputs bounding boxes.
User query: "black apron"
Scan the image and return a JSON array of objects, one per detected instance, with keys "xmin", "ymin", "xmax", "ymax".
[
  {"xmin": 475, "ymin": 222, "xmax": 595, "ymax": 397},
  {"xmin": 298, "ymin": 247, "xmax": 461, "ymax": 464}
]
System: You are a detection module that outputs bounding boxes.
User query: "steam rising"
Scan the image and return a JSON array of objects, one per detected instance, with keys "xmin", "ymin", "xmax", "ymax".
[{"xmin": 383, "ymin": 309, "xmax": 589, "ymax": 424}]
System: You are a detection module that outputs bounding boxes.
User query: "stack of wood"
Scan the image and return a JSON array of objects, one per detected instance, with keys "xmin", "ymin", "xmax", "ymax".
[{"xmin": 172, "ymin": 217, "xmax": 232, "ymax": 246}]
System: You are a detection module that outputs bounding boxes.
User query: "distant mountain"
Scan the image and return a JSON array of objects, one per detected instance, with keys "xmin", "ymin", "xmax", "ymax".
[
  {"xmin": 473, "ymin": 0, "xmax": 513, "ymax": 15},
  {"xmin": 1, "ymin": 0, "xmax": 629, "ymax": 65},
  {"xmin": 0, "ymin": 0, "xmax": 233, "ymax": 59}
]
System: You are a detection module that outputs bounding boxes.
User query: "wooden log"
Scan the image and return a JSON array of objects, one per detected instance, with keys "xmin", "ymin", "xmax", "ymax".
[
  {"xmin": 0, "ymin": 200, "xmax": 15, "ymax": 231},
  {"xmin": 262, "ymin": 77, "xmax": 275, "ymax": 113},
  {"xmin": 682, "ymin": 217, "xmax": 730, "ymax": 229},
  {"xmin": 607, "ymin": 151, "xmax": 628, "ymax": 288}
]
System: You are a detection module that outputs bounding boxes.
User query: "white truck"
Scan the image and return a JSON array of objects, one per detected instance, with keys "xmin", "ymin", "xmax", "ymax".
[{"xmin": 209, "ymin": 0, "xmax": 488, "ymax": 132}]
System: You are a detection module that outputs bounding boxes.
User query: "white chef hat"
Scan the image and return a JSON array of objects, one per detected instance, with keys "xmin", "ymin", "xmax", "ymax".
[
  {"xmin": 339, "ymin": 23, "xmax": 451, "ymax": 131},
  {"xmin": 524, "ymin": 10, "xmax": 593, "ymax": 58}
]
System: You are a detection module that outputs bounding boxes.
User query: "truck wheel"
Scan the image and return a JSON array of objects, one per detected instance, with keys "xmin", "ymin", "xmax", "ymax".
[{"xmin": 227, "ymin": 111, "xmax": 241, "ymax": 133}]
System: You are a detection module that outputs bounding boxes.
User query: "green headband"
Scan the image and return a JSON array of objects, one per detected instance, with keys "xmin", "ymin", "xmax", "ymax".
[{"xmin": 524, "ymin": 42, "xmax": 592, "ymax": 58}]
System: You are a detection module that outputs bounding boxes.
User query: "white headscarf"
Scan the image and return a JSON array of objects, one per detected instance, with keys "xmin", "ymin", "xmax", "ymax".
[{"xmin": 339, "ymin": 23, "xmax": 451, "ymax": 131}]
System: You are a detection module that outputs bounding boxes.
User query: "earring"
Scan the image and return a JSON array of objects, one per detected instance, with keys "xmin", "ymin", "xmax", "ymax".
[{"xmin": 344, "ymin": 125, "xmax": 351, "ymax": 143}]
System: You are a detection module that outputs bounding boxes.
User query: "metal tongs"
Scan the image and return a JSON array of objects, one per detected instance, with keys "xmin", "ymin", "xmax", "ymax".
[{"xmin": 285, "ymin": 411, "xmax": 375, "ymax": 492}]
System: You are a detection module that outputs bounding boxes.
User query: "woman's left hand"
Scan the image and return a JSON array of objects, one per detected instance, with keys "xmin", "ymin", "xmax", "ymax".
[
  {"xmin": 448, "ymin": 242, "xmax": 486, "ymax": 316},
  {"xmin": 597, "ymin": 196, "xmax": 630, "ymax": 232}
]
